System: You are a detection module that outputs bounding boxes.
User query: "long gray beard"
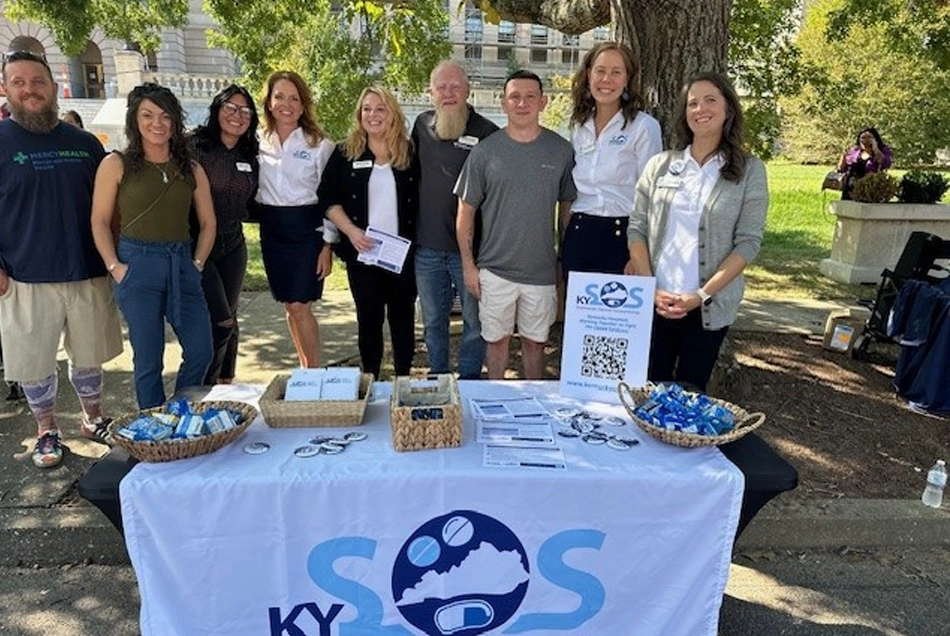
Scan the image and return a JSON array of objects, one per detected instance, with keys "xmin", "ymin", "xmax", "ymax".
[
  {"xmin": 11, "ymin": 103, "xmax": 60, "ymax": 134},
  {"xmin": 434, "ymin": 106, "xmax": 469, "ymax": 141}
]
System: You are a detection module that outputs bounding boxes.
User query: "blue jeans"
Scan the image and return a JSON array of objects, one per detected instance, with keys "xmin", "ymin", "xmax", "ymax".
[
  {"xmin": 114, "ymin": 238, "xmax": 213, "ymax": 409},
  {"xmin": 414, "ymin": 246, "xmax": 485, "ymax": 379}
]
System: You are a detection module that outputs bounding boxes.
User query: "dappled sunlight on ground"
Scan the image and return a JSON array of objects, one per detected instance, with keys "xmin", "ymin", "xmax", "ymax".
[{"xmin": 720, "ymin": 332, "xmax": 950, "ymax": 501}]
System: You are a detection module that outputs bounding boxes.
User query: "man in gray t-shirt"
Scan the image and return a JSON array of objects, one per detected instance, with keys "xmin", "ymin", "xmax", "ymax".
[{"xmin": 455, "ymin": 70, "xmax": 576, "ymax": 380}]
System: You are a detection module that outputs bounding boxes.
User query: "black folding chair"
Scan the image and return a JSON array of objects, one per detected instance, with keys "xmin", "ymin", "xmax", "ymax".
[{"xmin": 852, "ymin": 231, "xmax": 950, "ymax": 359}]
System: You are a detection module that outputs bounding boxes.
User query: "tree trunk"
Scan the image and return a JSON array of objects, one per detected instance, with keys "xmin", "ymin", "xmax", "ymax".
[
  {"xmin": 480, "ymin": 0, "xmax": 733, "ymax": 145},
  {"xmin": 614, "ymin": 0, "xmax": 731, "ymax": 145}
]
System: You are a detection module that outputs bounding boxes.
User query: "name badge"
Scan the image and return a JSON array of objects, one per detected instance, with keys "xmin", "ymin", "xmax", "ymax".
[
  {"xmin": 656, "ymin": 176, "xmax": 683, "ymax": 189},
  {"xmin": 580, "ymin": 143, "xmax": 596, "ymax": 155},
  {"xmin": 236, "ymin": 162, "xmax": 252, "ymax": 173},
  {"xmin": 353, "ymin": 160, "xmax": 373, "ymax": 169},
  {"xmin": 458, "ymin": 135, "xmax": 479, "ymax": 148}
]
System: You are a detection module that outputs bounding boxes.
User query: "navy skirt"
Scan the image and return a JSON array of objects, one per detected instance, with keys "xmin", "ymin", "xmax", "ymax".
[{"xmin": 259, "ymin": 204, "xmax": 326, "ymax": 303}]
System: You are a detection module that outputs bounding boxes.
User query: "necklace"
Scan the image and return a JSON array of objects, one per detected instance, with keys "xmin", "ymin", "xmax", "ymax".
[{"xmin": 150, "ymin": 160, "xmax": 171, "ymax": 184}]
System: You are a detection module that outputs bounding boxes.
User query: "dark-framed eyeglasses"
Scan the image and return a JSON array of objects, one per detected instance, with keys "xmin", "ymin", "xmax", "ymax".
[
  {"xmin": 221, "ymin": 102, "xmax": 253, "ymax": 120},
  {"xmin": 2, "ymin": 50, "xmax": 51, "ymax": 72}
]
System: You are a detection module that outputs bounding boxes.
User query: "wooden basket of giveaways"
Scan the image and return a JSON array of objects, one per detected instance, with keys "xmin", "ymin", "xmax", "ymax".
[
  {"xmin": 108, "ymin": 401, "xmax": 258, "ymax": 462},
  {"xmin": 259, "ymin": 373, "xmax": 374, "ymax": 427},
  {"xmin": 617, "ymin": 382, "xmax": 765, "ymax": 448},
  {"xmin": 390, "ymin": 375, "xmax": 462, "ymax": 451}
]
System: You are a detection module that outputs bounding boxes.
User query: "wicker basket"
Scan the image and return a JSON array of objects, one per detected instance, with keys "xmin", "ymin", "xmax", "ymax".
[
  {"xmin": 108, "ymin": 400, "xmax": 258, "ymax": 462},
  {"xmin": 617, "ymin": 382, "xmax": 765, "ymax": 448},
  {"xmin": 259, "ymin": 373, "xmax": 373, "ymax": 428},
  {"xmin": 390, "ymin": 375, "xmax": 462, "ymax": 452}
]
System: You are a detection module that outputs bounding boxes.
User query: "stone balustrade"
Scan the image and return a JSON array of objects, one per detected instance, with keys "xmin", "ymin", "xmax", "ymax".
[{"xmin": 144, "ymin": 73, "xmax": 239, "ymax": 98}]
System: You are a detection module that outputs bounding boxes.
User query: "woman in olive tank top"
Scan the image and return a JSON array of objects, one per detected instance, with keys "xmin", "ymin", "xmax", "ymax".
[{"xmin": 91, "ymin": 83, "xmax": 217, "ymax": 409}]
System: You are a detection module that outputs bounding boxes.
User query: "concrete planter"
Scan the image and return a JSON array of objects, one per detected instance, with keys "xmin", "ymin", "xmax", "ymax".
[{"xmin": 819, "ymin": 200, "xmax": 950, "ymax": 283}]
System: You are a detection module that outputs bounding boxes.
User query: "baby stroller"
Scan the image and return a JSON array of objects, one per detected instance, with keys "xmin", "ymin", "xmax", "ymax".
[{"xmin": 851, "ymin": 231, "xmax": 950, "ymax": 360}]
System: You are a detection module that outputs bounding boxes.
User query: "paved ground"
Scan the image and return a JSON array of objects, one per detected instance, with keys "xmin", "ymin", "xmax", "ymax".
[{"xmin": 1, "ymin": 292, "xmax": 949, "ymax": 635}]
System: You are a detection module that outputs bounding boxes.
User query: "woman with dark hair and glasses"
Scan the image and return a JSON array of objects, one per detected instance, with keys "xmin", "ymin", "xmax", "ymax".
[
  {"xmin": 91, "ymin": 83, "xmax": 215, "ymax": 409},
  {"xmin": 189, "ymin": 84, "xmax": 259, "ymax": 384},
  {"xmin": 561, "ymin": 41, "xmax": 662, "ymax": 277},
  {"xmin": 625, "ymin": 72, "xmax": 767, "ymax": 391}
]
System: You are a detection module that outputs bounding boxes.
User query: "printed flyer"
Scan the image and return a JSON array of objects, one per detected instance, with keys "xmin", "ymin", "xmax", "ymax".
[{"xmin": 559, "ymin": 272, "xmax": 656, "ymax": 404}]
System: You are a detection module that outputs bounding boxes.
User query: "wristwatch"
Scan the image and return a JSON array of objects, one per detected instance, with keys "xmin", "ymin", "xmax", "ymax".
[{"xmin": 696, "ymin": 288, "xmax": 713, "ymax": 306}]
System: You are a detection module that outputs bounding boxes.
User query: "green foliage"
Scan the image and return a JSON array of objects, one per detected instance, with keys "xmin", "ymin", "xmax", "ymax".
[
  {"xmin": 539, "ymin": 75, "xmax": 570, "ymax": 134},
  {"xmin": 206, "ymin": 0, "xmax": 450, "ymax": 140},
  {"xmin": 828, "ymin": 0, "xmax": 950, "ymax": 70},
  {"xmin": 781, "ymin": 0, "xmax": 950, "ymax": 164},
  {"xmin": 897, "ymin": 170, "xmax": 950, "ymax": 204},
  {"xmin": 851, "ymin": 172, "xmax": 899, "ymax": 203},
  {"xmin": 8, "ymin": 0, "xmax": 188, "ymax": 54},
  {"xmin": 728, "ymin": 0, "xmax": 803, "ymax": 159}
]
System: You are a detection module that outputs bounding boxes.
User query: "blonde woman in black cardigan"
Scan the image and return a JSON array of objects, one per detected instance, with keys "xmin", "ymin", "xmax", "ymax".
[{"xmin": 319, "ymin": 87, "xmax": 419, "ymax": 378}]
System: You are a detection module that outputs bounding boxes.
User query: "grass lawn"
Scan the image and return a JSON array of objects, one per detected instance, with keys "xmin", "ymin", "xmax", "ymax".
[
  {"xmin": 746, "ymin": 162, "xmax": 867, "ymax": 301},
  {"xmin": 241, "ymin": 163, "xmax": 887, "ymax": 302}
]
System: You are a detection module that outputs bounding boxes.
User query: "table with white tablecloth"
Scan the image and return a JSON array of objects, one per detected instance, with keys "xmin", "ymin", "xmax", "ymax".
[{"xmin": 120, "ymin": 380, "xmax": 743, "ymax": 636}]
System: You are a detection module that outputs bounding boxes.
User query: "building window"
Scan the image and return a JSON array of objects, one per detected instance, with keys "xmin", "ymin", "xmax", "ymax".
[
  {"xmin": 497, "ymin": 45, "xmax": 514, "ymax": 62},
  {"xmin": 465, "ymin": 45, "xmax": 483, "ymax": 60},
  {"xmin": 562, "ymin": 34, "xmax": 580, "ymax": 47},
  {"xmin": 562, "ymin": 49, "xmax": 580, "ymax": 65},
  {"xmin": 465, "ymin": 4, "xmax": 483, "ymax": 43},
  {"xmin": 498, "ymin": 21, "xmax": 516, "ymax": 44},
  {"xmin": 531, "ymin": 48, "xmax": 547, "ymax": 63},
  {"xmin": 531, "ymin": 25, "xmax": 548, "ymax": 46},
  {"xmin": 593, "ymin": 26, "xmax": 610, "ymax": 42}
]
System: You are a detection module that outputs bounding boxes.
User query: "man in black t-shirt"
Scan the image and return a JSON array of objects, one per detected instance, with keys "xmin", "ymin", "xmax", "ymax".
[{"xmin": 412, "ymin": 61, "xmax": 499, "ymax": 380}]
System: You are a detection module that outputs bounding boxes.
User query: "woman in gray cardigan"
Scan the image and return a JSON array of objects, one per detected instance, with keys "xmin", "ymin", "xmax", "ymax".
[{"xmin": 624, "ymin": 72, "xmax": 768, "ymax": 390}]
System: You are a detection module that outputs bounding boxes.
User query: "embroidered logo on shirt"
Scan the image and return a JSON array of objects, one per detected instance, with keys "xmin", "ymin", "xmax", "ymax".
[
  {"xmin": 608, "ymin": 134, "xmax": 627, "ymax": 146},
  {"xmin": 13, "ymin": 152, "xmax": 28, "ymax": 165},
  {"xmin": 293, "ymin": 149, "xmax": 312, "ymax": 160}
]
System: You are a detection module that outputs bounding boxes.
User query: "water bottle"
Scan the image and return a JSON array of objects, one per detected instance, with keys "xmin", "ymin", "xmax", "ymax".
[{"xmin": 921, "ymin": 460, "xmax": 947, "ymax": 508}]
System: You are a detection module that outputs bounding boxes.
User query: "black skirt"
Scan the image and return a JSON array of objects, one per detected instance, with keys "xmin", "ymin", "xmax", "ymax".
[{"xmin": 258, "ymin": 203, "xmax": 326, "ymax": 303}]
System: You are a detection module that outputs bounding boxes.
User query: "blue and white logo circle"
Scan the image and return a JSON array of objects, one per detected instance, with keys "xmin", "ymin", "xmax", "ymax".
[
  {"xmin": 599, "ymin": 281, "xmax": 628, "ymax": 308},
  {"xmin": 392, "ymin": 510, "xmax": 529, "ymax": 636}
]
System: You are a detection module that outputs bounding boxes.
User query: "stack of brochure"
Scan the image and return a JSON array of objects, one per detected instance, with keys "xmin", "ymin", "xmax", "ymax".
[
  {"xmin": 284, "ymin": 367, "xmax": 362, "ymax": 401},
  {"xmin": 469, "ymin": 397, "xmax": 566, "ymax": 470}
]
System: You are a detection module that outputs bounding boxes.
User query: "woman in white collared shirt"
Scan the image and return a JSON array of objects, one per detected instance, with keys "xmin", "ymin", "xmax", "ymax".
[
  {"xmin": 256, "ymin": 71, "xmax": 334, "ymax": 368},
  {"xmin": 560, "ymin": 42, "xmax": 662, "ymax": 278},
  {"xmin": 625, "ymin": 72, "xmax": 768, "ymax": 391}
]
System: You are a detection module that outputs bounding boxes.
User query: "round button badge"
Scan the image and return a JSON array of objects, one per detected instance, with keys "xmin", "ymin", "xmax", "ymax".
[
  {"xmin": 293, "ymin": 445, "xmax": 321, "ymax": 458},
  {"xmin": 243, "ymin": 441, "xmax": 270, "ymax": 455}
]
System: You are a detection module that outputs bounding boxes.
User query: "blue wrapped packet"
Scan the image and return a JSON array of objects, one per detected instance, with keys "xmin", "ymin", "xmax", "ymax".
[
  {"xmin": 117, "ymin": 415, "xmax": 174, "ymax": 441},
  {"xmin": 637, "ymin": 383, "xmax": 735, "ymax": 437},
  {"xmin": 166, "ymin": 399, "xmax": 192, "ymax": 417},
  {"xmin": 204, "ymin": 409, "xmax": 238, "ymax": 433}
]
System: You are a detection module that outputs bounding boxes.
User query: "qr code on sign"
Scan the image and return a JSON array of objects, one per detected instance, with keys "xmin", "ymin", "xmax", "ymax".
[{"xmin": 580, "ymin": 334, "xmax": 628, "ymax": 380}]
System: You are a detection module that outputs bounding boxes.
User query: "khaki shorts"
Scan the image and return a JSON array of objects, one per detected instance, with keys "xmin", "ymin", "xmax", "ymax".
[
  {"xmin": 0, "ymin": 277, "xmax": 123, "ymax": 382},
  {"xmin": 478, "ymin": 269, "xmax": 557, "ymax": 343}
]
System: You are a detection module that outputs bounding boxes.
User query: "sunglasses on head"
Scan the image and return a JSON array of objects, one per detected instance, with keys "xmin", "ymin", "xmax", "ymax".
[{"xmin": 2, "ymin": 50, "xmax": 51, "ymax": 72}]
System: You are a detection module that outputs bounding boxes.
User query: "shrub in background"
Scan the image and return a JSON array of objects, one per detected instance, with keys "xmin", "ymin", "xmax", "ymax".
[
  {"xmin": 897, "ymin": 170, "xmax": 950, "ymax": 204},
  {"xmin": 851, "ymin": 172, "xmax": 899, "ymax": 203}
]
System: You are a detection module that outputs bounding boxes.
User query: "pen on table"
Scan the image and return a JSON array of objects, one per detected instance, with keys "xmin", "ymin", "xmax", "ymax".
[
  {"xmin": 511, "ymin": 436, "xmax": 548, "ymax": 442},
  {"xmin": 519, "ymin": 462, "xmax": 562, "ymax": 469}
]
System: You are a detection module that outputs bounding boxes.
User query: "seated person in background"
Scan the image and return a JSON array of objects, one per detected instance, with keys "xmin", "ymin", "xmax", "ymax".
[{"xmin": 837, "ymin": 127, "xmax": 892, "ymax": 200}]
